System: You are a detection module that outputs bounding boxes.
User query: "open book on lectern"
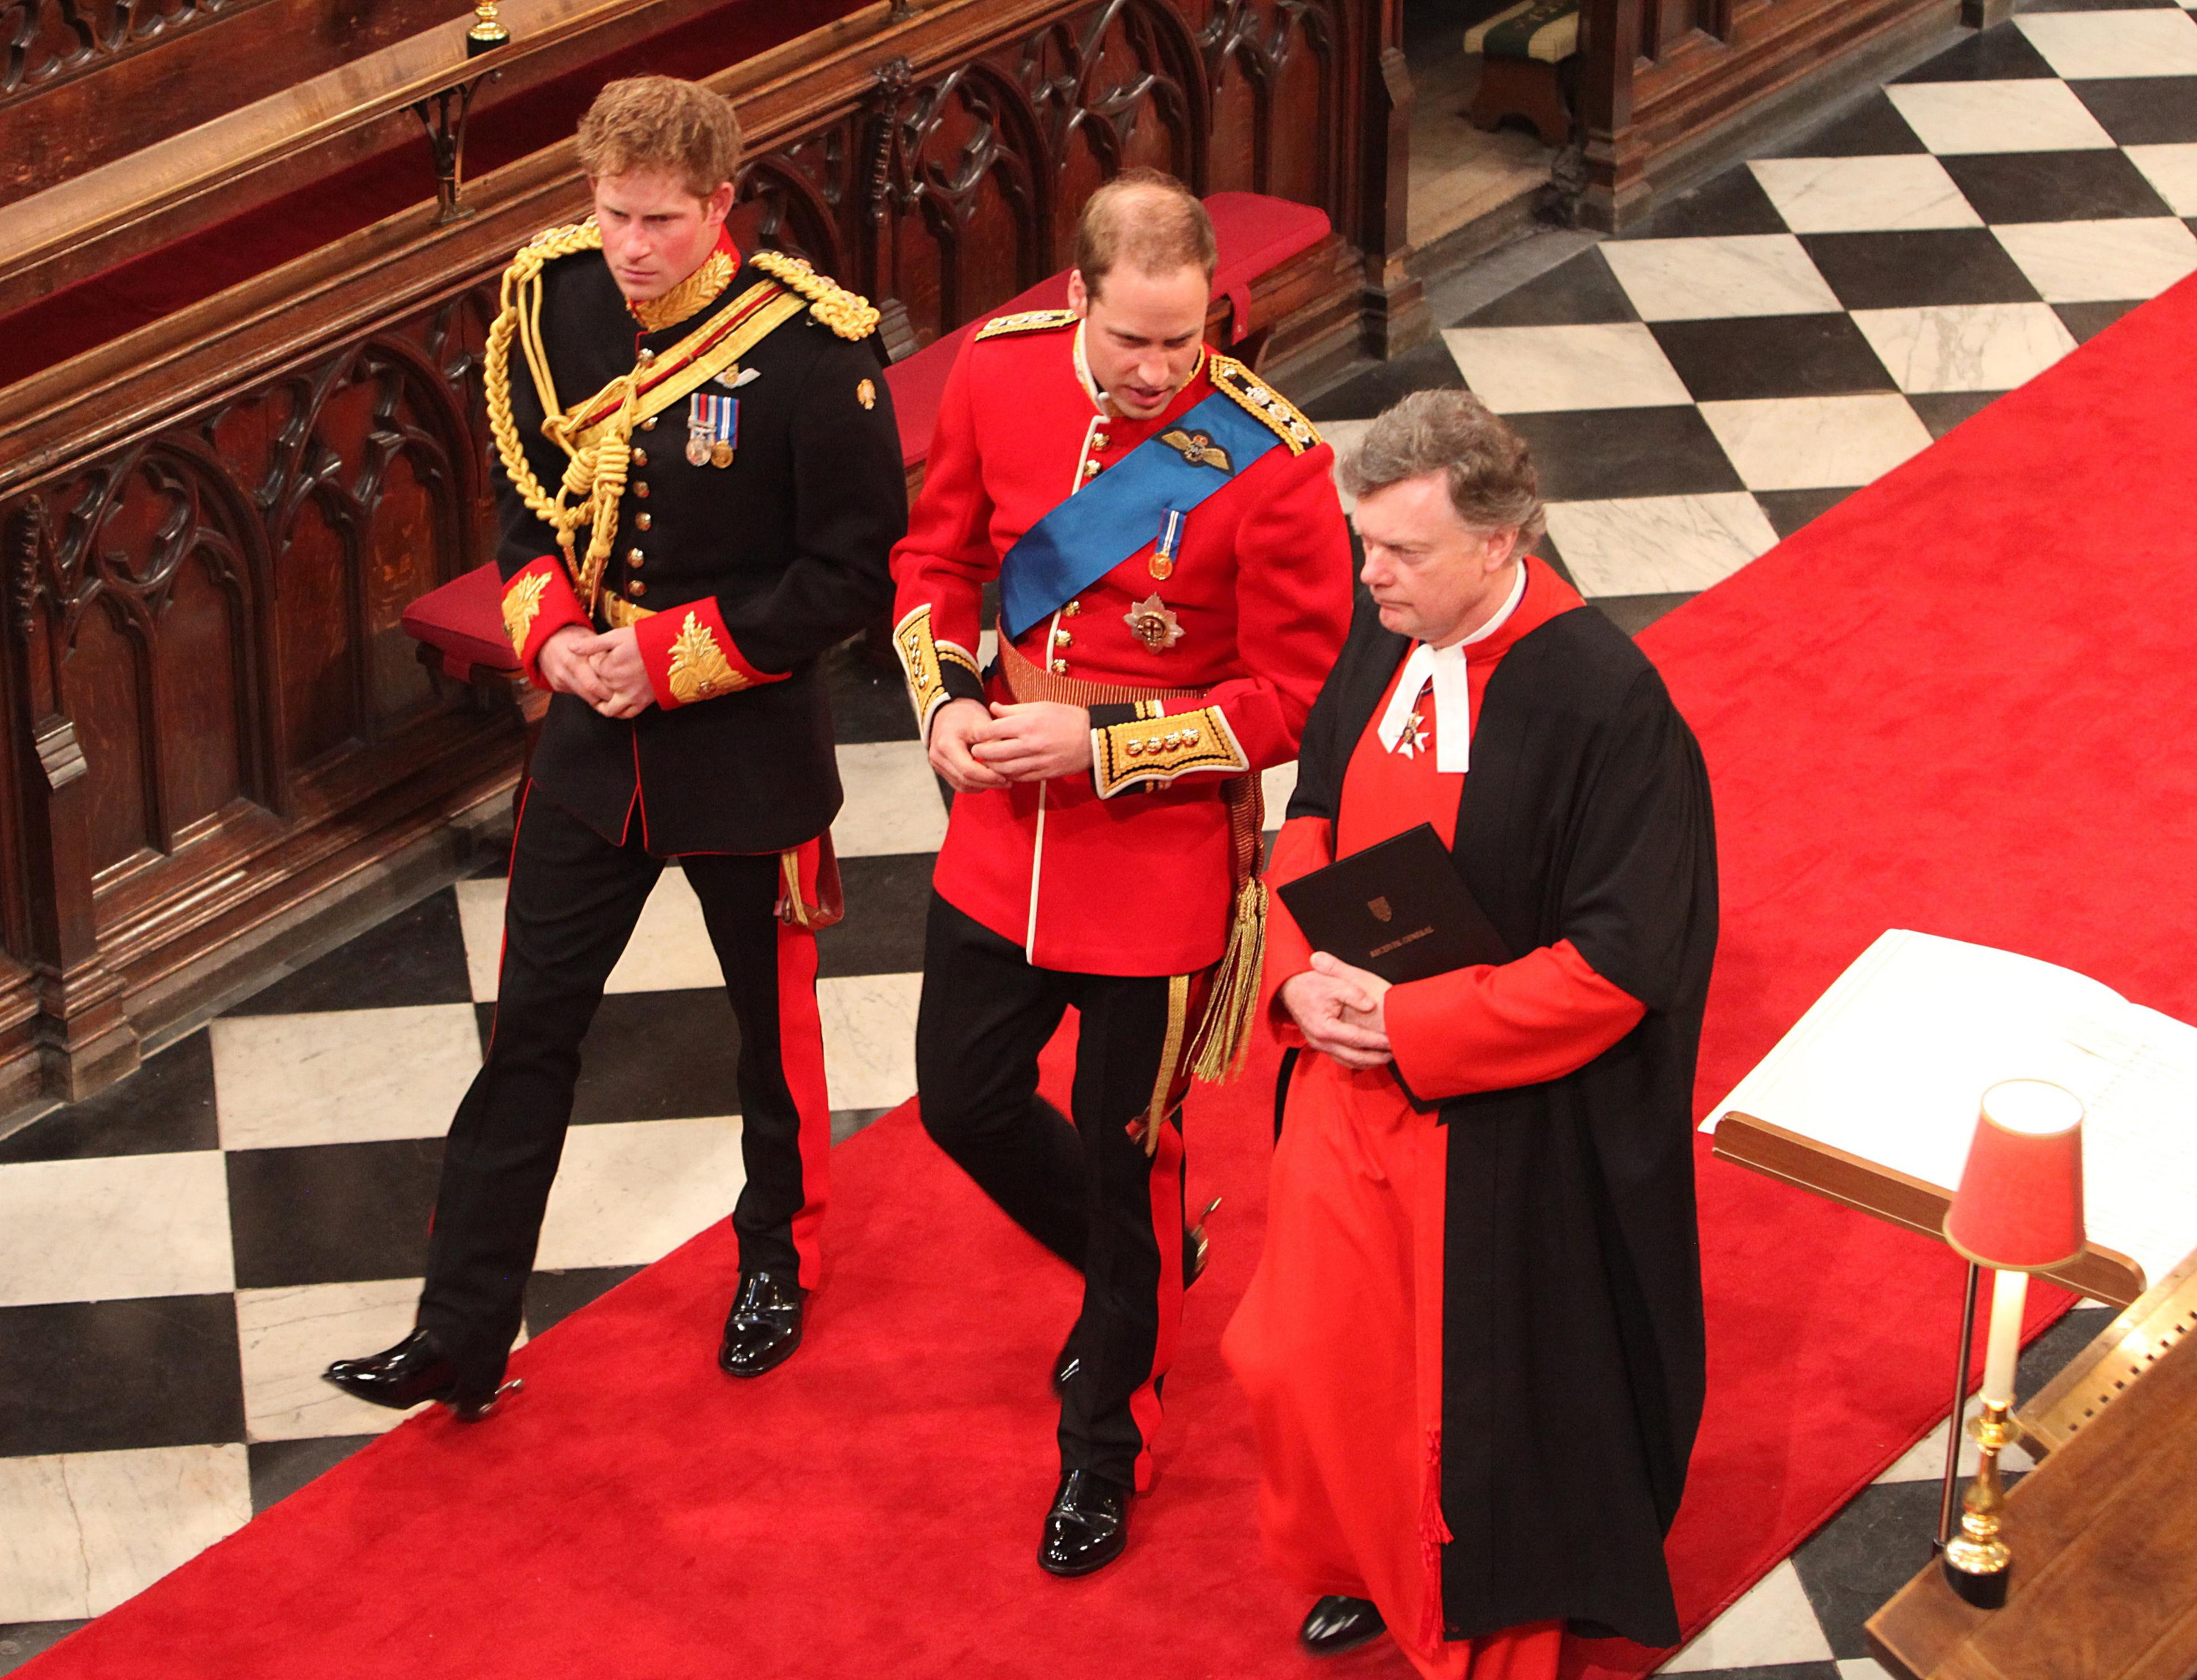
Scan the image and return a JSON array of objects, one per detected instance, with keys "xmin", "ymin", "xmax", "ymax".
[{"xmin": 1705, "ymin": 929, "xmax": 2197, "ymax": 1292}]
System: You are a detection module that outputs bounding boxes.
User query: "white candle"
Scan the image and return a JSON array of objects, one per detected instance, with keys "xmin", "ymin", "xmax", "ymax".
[{"xmin": 1980, "ymin": 1267, "xmax": 2029, "ymax": 1408}]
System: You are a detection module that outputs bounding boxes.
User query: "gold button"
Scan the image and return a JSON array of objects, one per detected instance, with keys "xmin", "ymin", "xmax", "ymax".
[
  {"xmin": 636, "ymin": 513, "xmax": 652, "ymax": 530},
  {"xmin": 1063, "ymin": 601, "xmax": 1081, "ymax": 617},
  {"xmin": 641, "ymin": 417, "xmax": 657, "ymax": 432},
  {"xmin": 1054, "ymin": 631, "xmax": 1072, "ymax": 648},
  {"xmin": 1093, "ymin": 433, "xmax": 1110, "ymax": 450},
  {"xmin": 1126, "ymin": 740, "xmax": 1145, "ymax": 757},
  {"xmin": 627, "ymin": 548, "xmax": 643, "ymax": 564},
  {"xmin": 628, "ymin": 580, "xmax": 647, "ymax": 598},
  {"xmin": 634, "ymin": 482, "xmax": 649, "ymax": 499},
  {"xmin": 636, "ymin": 348, "xmax": 655, "ymax": 365},
  {"xmin": 1183, "ymin": 728, "xmax": 1200, "ymax": 746},
  {"xmin": 1082, "ymin": 460, "xmax": 1101, "ymax": 477},
  {"xmin": 1050, "ymin": 659, "xmax": 1068, "ymax": 674},
  {"xmin": 631, "ymin": 447, "xmax": 647, "ymax": 467},
  {"xmin": 696, "ymin": 680, "xmax": 715, "ymax": 696}
]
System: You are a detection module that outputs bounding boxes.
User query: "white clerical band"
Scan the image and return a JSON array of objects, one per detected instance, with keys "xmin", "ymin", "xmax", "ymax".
[{"xmin": 1372, "ymin": 563, "xmax": 1529, "ymax": 776}]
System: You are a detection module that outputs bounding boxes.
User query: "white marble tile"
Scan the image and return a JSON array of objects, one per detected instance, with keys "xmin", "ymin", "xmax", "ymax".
[
  {"xmin": 237, "ymin": 1278, "xmax": 435, "ymax": 1442},
  {"xmin": 455, "ymin": 876, "xmax": 506, "ymax": 1003},
  {"xmin": 1873, "ymin": 1391, "xmax": 2038, "ymax": 1483},
  {"xmin": 1261, "ymin": 759, "xmax": 1300, "ymax": 832},
  {"xmin": 1657, "ymin": 1560, "xmax": 1836, "ymax": 1673},
  {"xmin": 1600, "ymin": 235, "xmax": 1843, "ymax": 322},
  {"xmin": 1993, "ymin": 216, "xmax": 2197, "ymax": 303},
  {"xmin": 459, "ymin": 869, "xmax": 732, "ymax": 1004},
  {"xmin": 0, "ymin": 1152, "xmax": 232, "ymax": 1308},
  {"xmin": 534, "ymin": 1116, "xmax": 747, "ymax": 1271},
  {"xmin": 817, "ymin": 970, "xmax": 921, "ymax": 1112},
  {"xmin": 1884, "ymin": 80, "xmax": 2116, "ymax": 156},
  {"xmin": 1748, "ymin": 155, "xmax": 1984, "ymax": 234},
  {"xmin": 1839, "ymin": 1661, "xmax": 1897, "ymax": 1680},
  {"xmin": 0, "ymin": 1445, "xmax": 251, "ymax": 1621},
  {"xmin": 2015, "ymin": 9, "xmax": 2197, "ymax": 79},
  {"xmin": 832, "ymin": 739, "xmax": 949, "ymax": 858},
  {"xmin": 2127, "ymin": 142, "xmax": 2197, "ymax": 216},
  {"xmin": 1543, "ymin": 494, "xmax": 1780, "ymax": 598},
  {"xmin": 211, "ymin": 1004, "xmax": 482, "ymax": 1151},
  {"xmin": 1850, "ymin": 303, "xmax": 2078, "ymax": 393},
  {"xmin": 1439, "ymin": 323, "xmax": 1694, "ymax": 413},
  {"xmin": 1698, "ymin": 394, "xmax": 1935, "ymax": 492}
]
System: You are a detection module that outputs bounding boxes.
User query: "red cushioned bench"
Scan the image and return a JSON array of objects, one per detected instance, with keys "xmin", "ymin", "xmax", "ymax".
[{"xmin": 404, "ymin": 190, "xmax": 1334, "ymax": 702}]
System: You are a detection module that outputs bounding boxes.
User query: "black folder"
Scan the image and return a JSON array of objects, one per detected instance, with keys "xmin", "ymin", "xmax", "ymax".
[{"xmin": 1275, "ymin": 823, "xmax": 1510, "ymax": 984}]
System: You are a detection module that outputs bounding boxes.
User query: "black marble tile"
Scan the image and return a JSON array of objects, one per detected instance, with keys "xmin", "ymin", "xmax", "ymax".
[
  {"xmin": 831, "ymin": 1105, "xmax": 894, "ymax": 1145},
  {"xmin": 1754, "ymin": 488, "xmax": 1856, "ymax": 540},
  {"xmin": 1906, "ymin": 390, "xmax": 2007, "ymax": 439},
  {"xmin": 2016, "ymin": 1302, "xmax": 2118, "ymax": 1401},
  {"xmin": 0, "ymin": 1295, "xmax": 244, "ymax": 1456},
  {"xmin": 248, "ymin": 1435, "xmax": 376, "ymax": 1513},
  {"xmin": 0, "ymin": 1623, "xmax": 88, "ymax": 1676},
  {"xmin": 1503, "ymin": 406, "xmax": 1747, "ymax": 502},
  {"xmin": 824, "ymin": 637, "xmax": 921, "ymax": 745},
  {"xmin": 1763, "ymin": 89, "xmax": 1929, "ymax": 157},
  {"xmin": 1594, "ymin": 593, "xmax": 1698, "ymax": 636},
  {"xmin": 2072, "ymin": 75, "xmax": 2197, "ymax": 144},
  {"xmin": 524, "ymin": 1265, "xmax": 644, "ymax": 1337},
  {"xmin": 1939, "ymin": 149, "xmax": 2174, "ymax": 226},
  {"xmin": 1301, "ymin": 336, "xmax": 1467, "ymax": 423},
  {"xmin": 226, "ymin": 889, "xmax": 473, "ymax": 1016},
  {"xmin": 1895, "ymin": 23, "xmax": 2059, "ymax": 81},
  {"xmin": 226, "ymin": 1138, "xmax": 444, "ymax": 1289},
  {"xmin": 2055, "ymin": 297, "xmax": 2146, "ymax": 342},
  {"xmin": 0, "ymin": 1032, "xmax": 218, "ymax": 1163},
  {"xmin": 1801, "ymin": 228, "xmax": 2042, "ymax": 309},
  {"xmin": 816, "ymin": 851, "xmax": 932, "ymax": 979},
  {"xmin": 1790, "ymin": 1477, "xmax": 1944, "ymax": 1658},
  {"xmin": 1651, "ymin": 313, "xmax": 1897, "ymax": 403},
  {"xmin": 467, "ymin": 828, "xmax": 516, "ymax": 880},
  {"xmin": 1615, "ymin": 164, "xmax": 1791, "ymax": 239},
  {"xmin": 1455, "ymin": 248, "xmax": 1642, "ymax": 327}
]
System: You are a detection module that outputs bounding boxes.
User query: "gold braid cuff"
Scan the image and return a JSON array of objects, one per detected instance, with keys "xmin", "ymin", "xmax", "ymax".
[{"xmin": 1090, "ymin": 706, "xmax": 1249, "ymax": 798}]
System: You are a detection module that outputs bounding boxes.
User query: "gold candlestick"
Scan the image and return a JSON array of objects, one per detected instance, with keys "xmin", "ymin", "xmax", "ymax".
[
  {"xmin": 466, "ymin": 0, "xmax": 509, "ymax": 56},
  {"xmin": 1941, "ymin": 1398, "xmax": 2015, "ymax": 1607}
]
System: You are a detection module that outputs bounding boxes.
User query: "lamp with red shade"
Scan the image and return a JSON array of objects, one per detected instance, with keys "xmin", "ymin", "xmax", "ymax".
[{"xmin": 1937, "ymin": 1077, "xmax": 2086, "ymax": 1608}]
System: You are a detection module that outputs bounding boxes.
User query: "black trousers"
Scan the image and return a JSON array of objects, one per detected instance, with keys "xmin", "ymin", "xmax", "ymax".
[
  {"xmin": 417, "ymin": 788, "xmax": 832, "ymax": 1390},
  {"xmin": 915, "ymin": 893, "xmax": 1191, "ymax": 1492}
]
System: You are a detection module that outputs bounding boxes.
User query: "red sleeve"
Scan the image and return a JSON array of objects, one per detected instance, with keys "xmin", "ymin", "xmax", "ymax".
[
  {"xmin": 888, "ymin": 338, "xmax": 995, "ymax": 734},
  {"xmin": 501, "ymin": 557, "xmax": 590, "ymax": 690},
  {"xmin": 633, "ymin": 597, "xmax": 786, "ymax": 710},
  {"xmin": 1257, "ymin": 814, "xmax": 1334, "ymax": 1049},
  {"xmin": 1384, "ymin": 937, "xmax": 1646, "ymax": 1102},
  {"xmin": 1149, "ymin": 442, "xmax": 1354, "ymax": 773}
]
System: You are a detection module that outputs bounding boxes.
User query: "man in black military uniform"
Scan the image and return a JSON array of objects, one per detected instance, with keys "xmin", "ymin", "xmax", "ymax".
[{"xmin": 325, "ymin": 75, "xmax": 905, "ymax": 1419}]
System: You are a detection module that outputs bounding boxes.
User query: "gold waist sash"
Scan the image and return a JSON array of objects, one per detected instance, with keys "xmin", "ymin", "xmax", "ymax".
[
  {"xmin": 600, "ymin": 596, "xmax": 657, "ymax": 631},
  {"xmin": 997, "ymin": 636, "xmax": 1203, "ymax": 709}
]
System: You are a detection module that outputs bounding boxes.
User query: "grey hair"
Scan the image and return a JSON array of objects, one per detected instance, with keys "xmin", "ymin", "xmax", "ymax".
[{"xmin": 1339, "ymin": 389, "xmax": 1547, "ymax": 551}]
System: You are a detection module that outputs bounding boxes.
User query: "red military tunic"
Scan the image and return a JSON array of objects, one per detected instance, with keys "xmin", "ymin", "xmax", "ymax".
[
  {"xmin": 1224, "ymin": 560, "xmax": 1642, "ymax": 1679},
  {"xmin": 891, "ymin": 311, "xmax": 1353, "ymax": 975}
]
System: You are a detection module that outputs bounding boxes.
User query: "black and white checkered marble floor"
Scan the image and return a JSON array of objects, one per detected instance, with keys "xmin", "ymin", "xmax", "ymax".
[{"xmin": 4, "ymin": 4, "xmax": 2191, "ymax": 1670}]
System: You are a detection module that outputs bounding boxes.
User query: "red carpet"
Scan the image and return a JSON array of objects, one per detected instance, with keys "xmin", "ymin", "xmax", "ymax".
[{"xmin": 29, "ymin": 276, "xmax": 2197, "ymax": 1678}]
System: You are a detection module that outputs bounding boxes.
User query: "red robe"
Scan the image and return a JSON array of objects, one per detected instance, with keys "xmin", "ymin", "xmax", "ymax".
[{"xmin": 1223, "ymin": 560, "xmax": 1642, "ymax": 1678}]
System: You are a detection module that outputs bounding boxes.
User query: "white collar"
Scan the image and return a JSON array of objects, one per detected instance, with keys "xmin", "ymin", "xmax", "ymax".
[
  {"xmin": 1373, "ymin": 564, "xmax": 1528, "ymax": 774},
  {"xmin": 1072, "ymin": 321, "xmax": 1111, "ymax": 415}
]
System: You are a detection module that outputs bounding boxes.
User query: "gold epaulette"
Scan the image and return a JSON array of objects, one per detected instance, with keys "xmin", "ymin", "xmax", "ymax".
[
  {"xmin": 975, "ymin": 308, "xmax": 1079, "ymax": 341},
  {"xmin": 751, "ymin": 250, "xmax": 880, "ymax": 341},
  {"xmin": 1206, "ymin": 354, "xmax": 1321, "ymax": 456}
]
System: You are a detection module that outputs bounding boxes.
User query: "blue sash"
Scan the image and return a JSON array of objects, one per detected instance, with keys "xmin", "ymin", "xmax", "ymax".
[{"xmin": 998, "ymin": 390, "xmax": 1280, "ymax": 639}]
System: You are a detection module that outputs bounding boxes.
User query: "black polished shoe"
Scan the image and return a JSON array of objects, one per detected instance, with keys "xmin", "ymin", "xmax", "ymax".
[
  {"xmin": 1038, "ymin": 1469, "xmax": 1132, "ymax": 1577},
  {"xmin": 718, "ymin": 1271, "xmax": 805, "ymax": 1378},
  {"xmin": 1298, "ymin": 1596, "xmax": 1386, "ymax": 1657},
  {"xmin": 322, "ymin": 1328, "xmax": 513, "ymax": 1421}
]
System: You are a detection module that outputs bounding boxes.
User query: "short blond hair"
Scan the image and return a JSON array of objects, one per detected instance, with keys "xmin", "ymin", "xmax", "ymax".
[
  {"xmin": 576, "ymin": 76, "xmax": 743, "ymax": 200},
  {"xmin": 1074, "ymin": 169, "xmax": 1216, "ymax": 298}
]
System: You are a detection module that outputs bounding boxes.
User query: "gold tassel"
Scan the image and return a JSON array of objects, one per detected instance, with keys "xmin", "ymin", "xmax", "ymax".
[{"xmin": 1189, "ymin": 876, "xmax": 1266, "ymax": 1083}]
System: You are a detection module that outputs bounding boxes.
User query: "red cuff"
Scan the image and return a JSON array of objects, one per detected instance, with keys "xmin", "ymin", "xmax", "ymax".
[
  {"xmin": 633, "ymin": 598, "xmax": 784, "ymax": 710},
  {"xmin": 1385, "ymin": 937, "xmax": 1646, "ymax": 1102},
  {"xmin": 502, "ymin": 557, "xmax": 590, "ymax": 689}
]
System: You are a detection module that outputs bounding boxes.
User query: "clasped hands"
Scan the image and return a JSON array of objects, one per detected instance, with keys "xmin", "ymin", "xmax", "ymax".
[
  {"xmin": 1280, "ymin": 954, "xmax": 1394, "ymax": 1069},
  {"xmin": 928, "ymin": 696, "xmax": 1094, "ymax": 792},
  {"xmin": 539, "ymin": 624, "xmax": 655, "ymax": 719}
]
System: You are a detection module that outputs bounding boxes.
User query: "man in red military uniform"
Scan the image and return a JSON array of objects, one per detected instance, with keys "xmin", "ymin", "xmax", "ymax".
[{"xmin": 891, "ymin": 170, "xmax": 1354, "ymax": 1575}]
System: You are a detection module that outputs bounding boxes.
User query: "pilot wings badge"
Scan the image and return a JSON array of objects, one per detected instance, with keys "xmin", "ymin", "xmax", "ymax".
[{"xmin": 1160, "ymin": 428, "xmax": 1232, "ymax": 472}]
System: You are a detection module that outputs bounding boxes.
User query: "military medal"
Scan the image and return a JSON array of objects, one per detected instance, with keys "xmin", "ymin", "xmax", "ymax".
[
  {"xmin": 688, "ymin": 393, "xmax": 740, "ymax": 468},
  {"xmin": 1150, "ymin": 508, "xmax": 1186, "ymax": 581},
  {"xmin": 1124, "ymin": 592, "xmax": 1185, "ymax": 653}
]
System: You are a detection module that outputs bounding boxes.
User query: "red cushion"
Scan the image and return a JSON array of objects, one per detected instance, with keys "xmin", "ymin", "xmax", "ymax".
[
  {"xmin": 401, "ymin": 562, "xmax": 521, "ymax": 676},
  {"xmin": 1206, "ymin": 191, "xmax": 1332, "ymax": 302}
]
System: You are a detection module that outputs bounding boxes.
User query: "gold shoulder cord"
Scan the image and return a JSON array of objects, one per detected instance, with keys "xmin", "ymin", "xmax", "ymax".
[
  {"xmin": 1205, "ymin": 354, "xmax": 1322, "ymax": 456},
  {"xmin": 750, "ymin": 250, "xmax": 880, "ymax": 341},
  {"xmin": 483, "ymin": 221, "xmax": 636, "ymax": 612}
]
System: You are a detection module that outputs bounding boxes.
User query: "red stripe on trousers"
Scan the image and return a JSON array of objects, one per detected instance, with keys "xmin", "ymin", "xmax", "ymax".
[
  {"xmin": 773, "ymin": 915, "xmax": 832, "ymax": 1291},
  {"xmin": 1126, "ymin": 1118, "xmax": 1186, "ymax": 1493}
]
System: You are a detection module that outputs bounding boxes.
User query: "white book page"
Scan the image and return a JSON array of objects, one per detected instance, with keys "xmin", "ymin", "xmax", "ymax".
[{"xmin": 1706, "ymin": 931, "xmax": 2197, "ymax": 1287}]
